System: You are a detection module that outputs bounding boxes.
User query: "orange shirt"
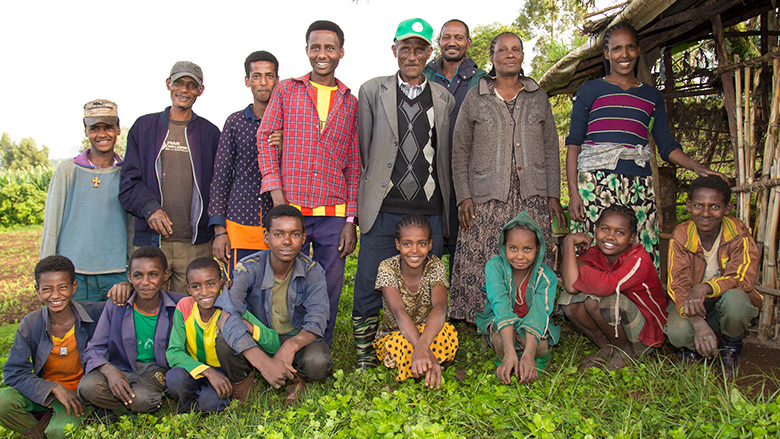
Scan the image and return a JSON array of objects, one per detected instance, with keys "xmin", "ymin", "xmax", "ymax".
[{"xmin": 40, "ymin": 326, "xmax": 83, "ymax": 391}]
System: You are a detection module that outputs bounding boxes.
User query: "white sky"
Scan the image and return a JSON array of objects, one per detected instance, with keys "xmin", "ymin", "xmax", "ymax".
[{"xmin": 0, "ymin": 0, "xmax": 529, "ymax": 159}]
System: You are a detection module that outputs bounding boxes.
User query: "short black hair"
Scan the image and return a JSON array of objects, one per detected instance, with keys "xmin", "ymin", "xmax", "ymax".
[
  {"xmin": 306, "ymin": 20, "xmax": 344, "ymax": 48},
  {"xmin": 129, "ymin": 246, "xmax": 168, "ymax": 272},
  {"xmin": 440, "ymin": 19, "xmax": 469, "ymax": 37},
  {"xmin": 597, "ymin": 204, "xmax": 638, "ymax": 235},
  {"xmin": 35, "ymin": 255, "xmax": 76, "ymax": 285},
  {"xmin": 602, "ymin": 22, "xmax": 639, "ymax": 76},
  {"xmin": 263, "ymin": 204, "xmax": 305, "ymax": 231},
  {"xmin": 244, "ymin": 50, "xmax": 279, "ymax": 77},
  {"xmin": 395, "ymin": 214, "xmax": 433, "ymax": 241},
  {"xmin": 186, "ymin": 257, "xmax": 222, "ymax": 284},
  {"xmin": 688, "ymin": 175, "xmax": 732, "ymax": 204}
]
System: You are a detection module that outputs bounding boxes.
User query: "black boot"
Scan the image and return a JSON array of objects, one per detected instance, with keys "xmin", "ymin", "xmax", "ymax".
[
  {"xmin": 718, "ymin": 335, "xmax": 743, "ymax": 379},
  {"xmin": 676, "ymin": 347, "xmax": 702, "ymax": 365},
  {"xmin": 353, "ymin": 315, "xmax": 380, "ymax": 369}
]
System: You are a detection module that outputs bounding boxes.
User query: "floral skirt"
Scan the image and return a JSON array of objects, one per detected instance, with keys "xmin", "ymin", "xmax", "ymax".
[
  {"xmin": 571, "ymin": 170, "xmax": 660, "ymax": 271},
  {"xmin": 374, "ymin": 322, "xmax": 458, "ymax": 382},
  {"xmin": 449, "ymin": 171, "xmax": 553, "ymax": 323}
]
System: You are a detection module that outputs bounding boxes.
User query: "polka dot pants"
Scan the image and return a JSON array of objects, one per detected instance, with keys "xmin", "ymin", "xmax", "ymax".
[{"xmin": 374, "ymin": 322, "xmax": 458, "ymax": 381}]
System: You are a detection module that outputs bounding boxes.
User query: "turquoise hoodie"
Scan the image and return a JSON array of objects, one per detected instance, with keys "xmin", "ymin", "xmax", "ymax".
[{"xmin": 476, "ymin": 211, "xmax": 560, "ymax": 345}]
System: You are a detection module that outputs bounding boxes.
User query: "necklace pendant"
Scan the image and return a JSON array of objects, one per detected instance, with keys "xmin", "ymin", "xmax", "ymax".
[
  {"xmin": 59, "ymin": 346, "xmax": 68, "ymax": 356},
  {"xmin": 92, "ymin": 176, "xmax": 101, "ymax": 188}
]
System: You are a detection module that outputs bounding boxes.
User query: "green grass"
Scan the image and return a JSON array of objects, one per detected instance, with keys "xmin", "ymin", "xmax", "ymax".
[{"xmin": 1, "ymin": 246, "xmax": 779, "ymax": 438}]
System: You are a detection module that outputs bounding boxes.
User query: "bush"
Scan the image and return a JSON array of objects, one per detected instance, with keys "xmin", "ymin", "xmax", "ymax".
[
  {"xmin": 0, "ymin": 165, "xmax": 52, "ymax": 227},
  {"xmin": 0, "ymin": 181, "xmax": 47, "ymax": 226}
]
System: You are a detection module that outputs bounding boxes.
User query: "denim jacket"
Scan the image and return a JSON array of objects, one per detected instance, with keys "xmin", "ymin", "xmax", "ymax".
[
  {"xmin": 215, "ymin": 250, "xmax": 329, "ymax": 354},
  {"xmin": 82, "ymin": 290, "xmax": 184, "ymax": 374},
  {"xmin": 3, "ymin": 302, "xmax": 104, "ymax": 406}
]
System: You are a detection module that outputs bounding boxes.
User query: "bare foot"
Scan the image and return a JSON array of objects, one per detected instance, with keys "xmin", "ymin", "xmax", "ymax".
[
  {"xmin": 284, "ymin": 376, "xmax": 307, "ymax": 406},
  {"xmin": 578, "ymin": 347, "xmax": 612, "ymax": 371},
  {"xmin": 604, "ymin": 352, "xmax": 629, "ymax": 371}
]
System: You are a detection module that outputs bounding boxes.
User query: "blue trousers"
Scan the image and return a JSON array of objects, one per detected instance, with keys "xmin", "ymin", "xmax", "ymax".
[
  {"xmin": 165, "ymin": 367, "xmax": 231, "ymax": 413},
  {"xmin": 302, "ymin": 216, "xmax": 348, "ymax": 346},
  {"xmin": 74, "ymin": 272, "xmax": 127, "ymax": 302},
  {"xmin": 353, "ymin": 212, "xmax": 443, "ymax": 317}
]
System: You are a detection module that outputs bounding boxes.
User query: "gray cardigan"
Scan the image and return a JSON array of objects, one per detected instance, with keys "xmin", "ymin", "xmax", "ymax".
[{"xmin": 451, "ymin": 76, "xmax": 560, "ymax": 206}]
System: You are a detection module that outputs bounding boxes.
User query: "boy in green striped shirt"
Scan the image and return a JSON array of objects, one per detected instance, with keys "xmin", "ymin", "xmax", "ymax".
[{"xmin": 165, "ymin": 257, "xmax": 280, "ymax": 412}]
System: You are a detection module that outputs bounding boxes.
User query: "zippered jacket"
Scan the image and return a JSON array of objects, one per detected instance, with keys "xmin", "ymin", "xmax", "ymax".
[
  {"xmin": 668, "ymin": 216, "xmax": 762, "ymax": 317},
  {"xmin": 3, "ymin": 302, "xmax": 104, "ymax": 406},
  {"xmin": 119, "ymin": 107, "xmax": 220, "ymax": 246}
]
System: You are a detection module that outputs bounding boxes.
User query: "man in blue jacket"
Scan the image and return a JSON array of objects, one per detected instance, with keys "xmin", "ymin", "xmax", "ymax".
[{"xmin": 120, "ymin": 61, "xmax": 221, "ymax": 295}]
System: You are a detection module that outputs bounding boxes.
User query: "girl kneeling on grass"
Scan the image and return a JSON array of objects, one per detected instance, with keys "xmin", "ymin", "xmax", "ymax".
[
  {"xmin": 560, "ymin": 205, "xmax": 667, "ymax": 370},
  {"xmin": 373, "ymin": 214, "xmax": 458, "ymax": 389},
  {"xmin": 476, "ymin": 212, "xmax": 560, "ymax": 384}
]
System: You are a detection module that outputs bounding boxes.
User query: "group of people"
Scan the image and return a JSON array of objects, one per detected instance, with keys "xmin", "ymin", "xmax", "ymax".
[{"xmin": 0, "ymin": 16, "xmax": 763, "ymax": 439}]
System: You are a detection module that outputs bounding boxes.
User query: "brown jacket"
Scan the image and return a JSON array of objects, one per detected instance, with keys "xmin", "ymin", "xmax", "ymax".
[
  {"xmin": 667, "ymin": 216, "xmax": 762, "ymax": 317},
  {"xmin": 451, "ymin": 76, "xmax": 560, "ymax": 206}
]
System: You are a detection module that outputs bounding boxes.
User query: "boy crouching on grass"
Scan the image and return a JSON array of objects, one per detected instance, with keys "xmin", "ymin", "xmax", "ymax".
[
  {"xmin": 165, "ymin": 257, "xmax": 280, "ymax": 411},
  {"xmin": 0, "ymin": 256, "xmax": 104, "ymax": 439},
  {"xmin": 77, "ymin": 247, "xmax": 184, "ymax": 417},
  {"xmin": 665, "ymin": 175, "xmax": 761, "ymax": 378},
  {"xmin": 215, "ymin": 205, "xmax": 332, "ymax": 406}
]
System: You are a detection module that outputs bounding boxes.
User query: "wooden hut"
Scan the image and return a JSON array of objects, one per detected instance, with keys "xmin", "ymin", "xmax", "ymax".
[{"xmin": 540, "ymin": 0, "xmax": 780, "ymax": 339}]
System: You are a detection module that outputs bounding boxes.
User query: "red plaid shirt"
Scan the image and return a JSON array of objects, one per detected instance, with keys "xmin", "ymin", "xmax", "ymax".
[{"xmin": 258, "ymin": 73, "xmax": 359, "ymax": 216}]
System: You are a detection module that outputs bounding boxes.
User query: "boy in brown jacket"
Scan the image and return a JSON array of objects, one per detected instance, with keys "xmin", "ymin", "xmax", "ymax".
[{"xmin": 665, "ymin": 175, "xmax": 761, "ymax": 378}]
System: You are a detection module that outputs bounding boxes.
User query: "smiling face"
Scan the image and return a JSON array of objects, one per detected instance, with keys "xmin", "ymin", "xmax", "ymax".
[
  {"xmin": 604, "ymin": 28, "xmax": 639, "ymax": 78},
  {"xmin": 395, "ymin": 225, "xmax": 431, "ymax": 271},
  {"xmin": 128, "ymin": 257, "xmax": 170, "ymax": 302},
  {"xmin": 264, "ymin": 216, "xmax": 306, "ymax": 266},
  {"xmin": 37, "ymin": 271, "xmax": 76, "ymax": 315},
  {"xmin": 245, "ymin": 60, "xmax": 278, "ymax": 105},
  {"xmin": 438, "ymin": 21, "xmax": 471, "ymax": 63},
  {"xmin": 85, "ymin": 122, "xmax": 119, "ymax": 154},
  {"xmin": 490, "ymin": 33, "xmax": 524, "ymax": 77},
  {"xmin": 504, "ymin": 227, "xmax": 538, "ymax": 274},
  {"xmin": 595, "ymin": 211, "xmax": 636, "ymax": 264},
  {"xmin": 306, "ymin": 30, "xmax": 344, "ymax": 84},
  {"xmin": 393, "ymin": 37, "xmax": 433, "ymax": 84},
  {"xmin": 166, "ymin": 76, "xmax": 204, "ymax": 111},
  {"xmin": 686, "ymin": 187, "xmax": 732, "ymax": 236},
  {"xmin": 187, "ymin": 267, "xmax": 224, "ymax": 312}
]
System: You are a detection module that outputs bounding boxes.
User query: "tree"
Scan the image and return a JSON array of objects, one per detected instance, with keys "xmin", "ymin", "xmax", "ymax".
[
  {"xmin": 0, "ymin": 132, "xmax": 51, "ymax": 170},
  {"xmin": 80, "ymin": 127, "xmax": 128, "ymax": 158}
]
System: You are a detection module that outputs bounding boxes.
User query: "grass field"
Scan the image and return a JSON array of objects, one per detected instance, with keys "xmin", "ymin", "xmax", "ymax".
[{"xmin": 0, "ymin": 226, "xmax": 779, "ymax": 438}]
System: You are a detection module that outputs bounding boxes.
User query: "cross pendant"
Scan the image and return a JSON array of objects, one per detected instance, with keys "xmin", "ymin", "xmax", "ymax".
[{"xmin": 92, "ymin": 176, "xmax": 101, "ymax": 188}]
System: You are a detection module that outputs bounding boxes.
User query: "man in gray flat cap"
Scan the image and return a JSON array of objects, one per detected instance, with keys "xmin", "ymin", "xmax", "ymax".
[{"xmin": 120, "ymin": 61, "xmax": 221, "ymax": 295}]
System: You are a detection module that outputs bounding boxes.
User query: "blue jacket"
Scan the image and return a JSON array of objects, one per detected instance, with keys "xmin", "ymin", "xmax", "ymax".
[
  {"xmin": 82, "ymin": 290, "xmax": 184, "ymax": 374},
  {"xmin": 215, "ymin": 250, "xmax": 329, "ymax": 354},
  {"xmin": 119, "ymin": 107, "xmax": 221, "ymax": 246},
  {"xmin": 3, "ymin": 302, "xmax": 104, "ymax": 406}
]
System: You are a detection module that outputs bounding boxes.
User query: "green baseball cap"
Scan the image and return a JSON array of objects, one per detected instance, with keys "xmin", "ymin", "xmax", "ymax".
[{"xmin": 394, "ymin": 18, "xmax": 433, "ymax": 45}]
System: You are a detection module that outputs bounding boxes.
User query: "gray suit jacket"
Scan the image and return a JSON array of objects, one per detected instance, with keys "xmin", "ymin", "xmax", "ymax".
[{"xmin": 357, "ymin": 74, "xmax": 456, "ymax": 235}]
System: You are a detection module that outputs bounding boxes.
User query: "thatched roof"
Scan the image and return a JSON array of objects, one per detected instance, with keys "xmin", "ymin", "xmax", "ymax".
[{"xmin": 540, "ymin": 0, "xmax": 778, "ymax": 96}]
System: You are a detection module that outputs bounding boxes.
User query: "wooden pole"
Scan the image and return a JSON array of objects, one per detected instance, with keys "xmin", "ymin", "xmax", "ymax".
[
  {"xmin": 758, "ymin": 58, "xmax": 780, "ymax": 340},
  {"xmin": 735, "ymin": 56, "xmax": 747, "ymax": 225},
  {"xmin": 712, "ymin": 15, "xmax": 740, "ymax": 171}
]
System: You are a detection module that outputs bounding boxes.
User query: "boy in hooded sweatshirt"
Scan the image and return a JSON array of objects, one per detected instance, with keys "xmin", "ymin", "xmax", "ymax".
[{"xmin": 476, "ymin": 212, "xmax": 560, "ymax": 385}]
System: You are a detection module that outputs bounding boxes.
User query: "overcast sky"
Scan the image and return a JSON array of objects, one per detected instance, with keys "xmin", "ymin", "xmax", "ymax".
[{"xmin": 0, "ymin": 0, "xmax": 536, "ymax": 159}]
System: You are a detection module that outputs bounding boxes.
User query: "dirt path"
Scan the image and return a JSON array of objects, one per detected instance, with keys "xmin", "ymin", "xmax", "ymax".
[{"xmin": 0, "ymin": 226, "xmax": 42, "ymax": 324}]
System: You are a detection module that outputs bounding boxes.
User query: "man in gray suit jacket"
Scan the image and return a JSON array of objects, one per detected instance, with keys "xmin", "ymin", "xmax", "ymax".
[{"xmin": 352, "ymin": 18, "xmax": 455, "ymax": 368}]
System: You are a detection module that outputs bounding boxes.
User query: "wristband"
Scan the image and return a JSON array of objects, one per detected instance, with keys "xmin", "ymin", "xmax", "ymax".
[
  {"xmin": 214, "ymin": 232, "xmax": 227, "ymax": 237},
  {"xmin": 346, "ymin": 216, "xmax": 357, "ymax": 225}
]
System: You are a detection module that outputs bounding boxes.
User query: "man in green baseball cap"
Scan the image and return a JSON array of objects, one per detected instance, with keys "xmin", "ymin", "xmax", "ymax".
[{"xmin": 351, "ymin": 18, "xmax": 455, "ymax": 382}]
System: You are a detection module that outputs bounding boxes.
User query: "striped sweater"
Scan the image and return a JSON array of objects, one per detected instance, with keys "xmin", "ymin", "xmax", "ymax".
[
  {"xmin": 166, "ymin": 296, "xmax": 281, "ymax": 378},
  {"xmin": 565, "ymin": 78, "xmax": 681, "ymax": 176}
]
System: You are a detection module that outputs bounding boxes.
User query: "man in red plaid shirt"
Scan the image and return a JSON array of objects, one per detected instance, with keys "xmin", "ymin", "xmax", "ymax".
[{"xmin": 257, "ymin": 20, "xmax": 359, "ymax": 348}]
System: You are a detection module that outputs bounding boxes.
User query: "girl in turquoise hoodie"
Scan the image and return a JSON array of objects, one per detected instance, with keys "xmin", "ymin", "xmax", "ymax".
[{"xmin": 477, "ymin": 212, "xmax": 560, "ymax": 384}]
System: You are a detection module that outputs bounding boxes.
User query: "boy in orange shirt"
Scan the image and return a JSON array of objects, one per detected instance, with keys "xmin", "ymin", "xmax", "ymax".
[{"xmin": 0, "ymin": 256, "xmax": 104, "ymax": 439}]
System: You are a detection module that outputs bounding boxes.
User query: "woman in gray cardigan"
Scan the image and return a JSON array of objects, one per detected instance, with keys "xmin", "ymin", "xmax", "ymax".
[{"xmin": 449, "ymin": 32, "xmax": 565, "ymax": 324}]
